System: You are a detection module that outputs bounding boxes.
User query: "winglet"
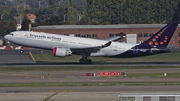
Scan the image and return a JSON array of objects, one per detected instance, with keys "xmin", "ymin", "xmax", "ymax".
[{"xmin": 102, "ymin": 41, "xmax": 112, "ymax": 48}]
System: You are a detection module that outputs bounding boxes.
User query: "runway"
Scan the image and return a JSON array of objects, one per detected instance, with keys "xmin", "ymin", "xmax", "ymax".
[
  {"xmin": 0, "ymin": 86, "xmax": 180, "ymax": 101},
  {"xmin": 1, "ymin": 86, "xmax": 180, "ymax": 93},
  {"xmin": 2, "ymin": 92, "xmax": 180, "ymax": 101}
]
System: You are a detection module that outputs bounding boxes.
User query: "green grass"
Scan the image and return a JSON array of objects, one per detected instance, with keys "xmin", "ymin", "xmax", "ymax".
[
  {"xmin": 33, "ymin": 52, "xmax": 180, "ymax": 62},
  {"xmin": 0, "ymin": 66, "xmax": 179, "ymax": 72},
  {"xmin": 127, "ymin": 73, "xmax": 180, "ymax": 78},
  {"xmin": 0, "ymin": 82, "xmax": 180, "ymax": 87}
]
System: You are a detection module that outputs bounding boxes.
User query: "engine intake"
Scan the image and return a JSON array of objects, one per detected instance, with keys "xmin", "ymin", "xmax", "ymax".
[{"xmin": 53, "ymin": 47, "xmax": 72, "ymax": 57}]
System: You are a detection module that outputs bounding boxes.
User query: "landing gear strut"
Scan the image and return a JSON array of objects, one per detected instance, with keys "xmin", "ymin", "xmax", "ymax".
[{"xmin": 79, "ymin": 57, "xmax": 92, "ymax": 64}]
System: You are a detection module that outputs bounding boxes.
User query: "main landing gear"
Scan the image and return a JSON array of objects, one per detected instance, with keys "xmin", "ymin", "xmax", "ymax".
[{"xmin": 79, "ymin": 57, "xmax": 92, "ymax": 64}]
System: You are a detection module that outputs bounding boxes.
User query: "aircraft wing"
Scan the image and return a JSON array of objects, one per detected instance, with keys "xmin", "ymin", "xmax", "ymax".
[
  {"xmin": 71, "ymin": 41, "xmax": 112, "ymax": 53},
  {"xmin": 104, "ymin": 32, "xmax": 125, "ymax": 41}
]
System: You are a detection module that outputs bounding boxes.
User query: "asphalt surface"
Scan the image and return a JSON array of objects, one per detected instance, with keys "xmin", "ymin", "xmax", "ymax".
[
  {"xmin": 0, "ymin": 55, "xmax": 35, "ymax": 63},
  {"xmin": 1, "ymin": 92, "xmax": 180, "ymax": 101},
  {"xmin": 0, "ymin": 86, "xmax": 180, "ymax": 101},
  {"xmin": 1, "ymin": 86, "xmax": 180, "ymax": 93},
  {"xmin": 0, "ymin": 50, "xmax": 35, "ymax": 63}
]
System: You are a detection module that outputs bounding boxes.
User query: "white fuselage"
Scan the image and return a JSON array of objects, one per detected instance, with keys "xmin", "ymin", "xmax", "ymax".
[{"xmin": 4, "ymin": 31, "xmax": 136, "ymax": 57}]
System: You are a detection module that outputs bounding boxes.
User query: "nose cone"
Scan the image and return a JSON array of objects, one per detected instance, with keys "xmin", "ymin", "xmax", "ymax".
[
  {"xmin": 4, "ymin": 35, "xmax": 10, "ymax": 40},
  {"xmin": 4, "ymin": 33, "xmax": 14, "ymax": 40},
  {"xmin": 4, "ymin": 35, "xmax": 8, "ymax": 40}
]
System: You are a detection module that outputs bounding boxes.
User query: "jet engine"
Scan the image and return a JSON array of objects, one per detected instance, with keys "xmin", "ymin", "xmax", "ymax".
[{"xmin": 53, "ymin": 47, "xmax": 72, "ymax": 57}]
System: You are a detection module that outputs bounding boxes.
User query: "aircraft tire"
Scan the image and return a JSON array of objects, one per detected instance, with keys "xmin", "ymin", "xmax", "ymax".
[
  {"xmin": 79, "ymin": 59, "xmax": 84, "ymax": 64},
  {"xmin": 88, "ymin": 59, "xmax": 92, "ymax": 64},
  {"xmin": 79, "ymin": 59, "xmax": 92, "ymax": 64}
]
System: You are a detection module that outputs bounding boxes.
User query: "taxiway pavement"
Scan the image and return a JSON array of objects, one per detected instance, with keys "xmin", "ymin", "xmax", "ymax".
[{"xmin": 0, "ymin": 87, "xmax": 180, "ymax": 101}]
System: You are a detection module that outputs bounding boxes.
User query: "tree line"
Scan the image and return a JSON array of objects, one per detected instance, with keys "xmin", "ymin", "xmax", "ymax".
[
  {"xmin": 82, "ymin": 0, "xmax": 180, "ymax": 24},
  {"xmin": 0, "ymin": 0, "xmax": 180, "ymax": 36}
]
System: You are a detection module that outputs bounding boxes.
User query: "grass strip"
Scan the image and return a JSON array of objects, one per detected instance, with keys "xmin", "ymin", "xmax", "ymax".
[
  {"xmin": 0, "ymin": 66, "xmax": 179, "ymax": 72},
  {"xmin": 33, "ymin": 52, "xmax": 180, "ymax": 62},
  {"xmin": 127, "ymin": 73, "xmax": 180, "ymax": 78},
  {"xmin": 0, "ymin": 82, "xmax": 180, "ymax": 87}
]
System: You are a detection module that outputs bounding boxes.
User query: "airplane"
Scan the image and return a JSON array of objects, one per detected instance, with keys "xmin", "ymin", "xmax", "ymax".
[{"xmin": 4, "ymin": 22, "xmax": 178, "ymax": 64}]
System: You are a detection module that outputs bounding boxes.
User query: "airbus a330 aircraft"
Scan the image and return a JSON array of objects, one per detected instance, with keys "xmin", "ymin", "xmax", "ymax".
[{"xmin": 4, "ymin": 22, "xmax": 178, "ymax": 64}]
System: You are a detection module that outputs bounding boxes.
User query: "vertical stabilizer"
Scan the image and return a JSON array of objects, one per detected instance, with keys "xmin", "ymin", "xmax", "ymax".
[{"xmin": 139, "ymin": 22, "xmax": 178, "ymax": 48}]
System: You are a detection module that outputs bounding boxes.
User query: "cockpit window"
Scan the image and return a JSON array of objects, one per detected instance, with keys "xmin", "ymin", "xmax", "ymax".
[{"xmin": 9, "ymin": 33, "xmax": 14, "ymax": 36}]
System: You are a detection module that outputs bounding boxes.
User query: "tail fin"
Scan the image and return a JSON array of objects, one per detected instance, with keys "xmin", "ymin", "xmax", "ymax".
[{"xmin": 139, "ymin": 22, "xmax": 178, "ymax": 48}]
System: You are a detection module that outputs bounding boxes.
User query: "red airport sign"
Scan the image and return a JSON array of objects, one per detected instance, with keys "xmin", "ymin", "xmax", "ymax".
[
  {"xmin": 109, "ymin": 72, "xmax": 120, "ymax": 76},
  {"xmin": 98, "ymin": 72, "xmax": 120, "ymax": 76},
  {"xmin": 86, "ymin": 73, "xmax": 95, "ymax": 76},
  {"xmin": 86, "ymin": 73, "xmax": 92, "ymax": 76}
]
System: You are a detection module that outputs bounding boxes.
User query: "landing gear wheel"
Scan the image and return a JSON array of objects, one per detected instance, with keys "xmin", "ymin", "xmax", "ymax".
[
  {"xmin": 79, "ymin": 58, "xmax": 92, "ymax": 64},
  {"xmin": 79, "ymin": 59, "xmax": 84, "ymax": 64},
  {"xmin": 88, "ymin": 59, "xmax": 92, "ymax": 64}
]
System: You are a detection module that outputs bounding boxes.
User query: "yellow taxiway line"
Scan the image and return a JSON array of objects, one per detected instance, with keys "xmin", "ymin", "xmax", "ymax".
[
  {"xmin": 43, "ymin": 90, "xmax": 72, "ymax": 101},
  {"xmin": 43, "ymin": 91, "xmax": 60, "ymax": 101},
  {"xmin": 29, "ymin": 52, "xmax": 35, "ymax": 61}
]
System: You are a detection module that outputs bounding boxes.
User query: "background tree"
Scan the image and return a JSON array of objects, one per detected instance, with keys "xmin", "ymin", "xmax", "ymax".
[
  {"xmin": 0, "ymin": 0, "xmax": 13, "ymax": 7},
  {"xmin": 67, "ymin": 0, "xmax": 79, "ymax": 24},
  {"xmin": 0, "ymin": 20, "xmax": 9, "ymax": 37},
  {"xmin": 0, "ymin": 20, "xmax": 16, "ymax": 37},
  {"xmin": 0, "ymin": 6, "xmax": 17, "ymax": 37},
  {"xmin": 84, "ymin": 0, "xmax": 180, "ymax": 24},
  {"xmin": 6, "ymin": 21, "xmax": 17, "ymax": 34},
  {"xmin": 49, "ymin": 0, "xmax": 56, "ymax": 10},
  {"xmin": 21, "ymin": 16, "xmax": 31, "ymax": 31},
  {"xmin": 0, "ymin": 0, "xmax": 180, "ymax": 25}
]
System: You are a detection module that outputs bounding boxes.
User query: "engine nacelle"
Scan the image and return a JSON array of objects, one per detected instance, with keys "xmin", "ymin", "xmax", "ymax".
[{"xmin": 53, "ymin": 47, "xmax": 72, "ymax": 57}]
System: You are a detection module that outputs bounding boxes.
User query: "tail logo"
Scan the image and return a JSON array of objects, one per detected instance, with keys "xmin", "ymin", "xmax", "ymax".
[{"xmin": 148, "ymin": 27, "xmax": 168, "ymax": 46}]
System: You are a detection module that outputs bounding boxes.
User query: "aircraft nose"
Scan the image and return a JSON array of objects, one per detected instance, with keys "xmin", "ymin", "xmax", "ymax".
[
  {"xmin": 4, "ymin": 35, "xmax": 8, "ymax": 40},
  {"xmin": 4, "ymin": 33, "xmax": 14, "ymax": 40}
]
